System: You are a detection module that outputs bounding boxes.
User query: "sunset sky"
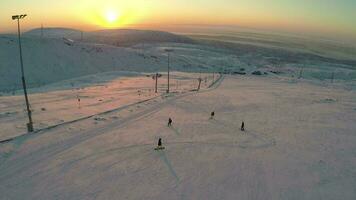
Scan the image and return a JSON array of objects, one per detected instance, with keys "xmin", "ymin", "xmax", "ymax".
[{"xmin": 1, "ymin": 0, "xmax": 355, "ymax": 40}]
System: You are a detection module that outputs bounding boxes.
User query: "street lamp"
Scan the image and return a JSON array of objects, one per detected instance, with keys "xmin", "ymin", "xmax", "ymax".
[
  {"xmin": 165, "ymin": 49, "xmax": 173, "ymax": 93},
  {"xmin": 12, "ymin": 14, "xmax": 34, "ymax": 132}
]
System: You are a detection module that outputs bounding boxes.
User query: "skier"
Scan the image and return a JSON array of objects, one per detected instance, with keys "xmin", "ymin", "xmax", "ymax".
[
  {"xmin": 168, "ymin": 118, "xmax": 173, "ymax": 127},
  {"xmin": 155, "ymin": 138, "xmax": 165, "ymax": 150},
  {"xmin": 241, "ymin": 121, "xmax": 245, "ymax": 131},
  {"xmin": 210, "ymin": 111, "xmax": 215, "ymax": 119},
  {"xmin": 77, "ymin": 96, "xmax": 81, "ymax": 109},
  {"xmin": 158, "ymin": 138, "xmax": 162, "ymax": 147}
]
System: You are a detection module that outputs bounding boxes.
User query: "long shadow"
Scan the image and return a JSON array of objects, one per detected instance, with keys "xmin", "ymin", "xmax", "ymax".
[
  {"xmin": 157, "ymin": 151, "xmax": 180, "ymax": 183},
  {"xmin": 209, "ymin": 118, "xmax": 232, "ymax": 128},
  {"xmin": 239, "ymin": 130, "xmax": 276, "ymax": 149},
  {"xmin": 0, "ymin": 78, "xmax": 227, "ymax": 179},
  {"xmin": 169, "ymin": 126, "xmax": 180, "ymax": 136}
]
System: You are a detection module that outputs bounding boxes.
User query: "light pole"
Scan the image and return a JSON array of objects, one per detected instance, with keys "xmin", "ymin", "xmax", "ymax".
[
  {"xmin": 298, "ymin": 64, "xmax": 304, "ymax": 79},
  {"xmin": 41, "ymin": 23, "xmax": 43, "ymax": 38},
  {"xmin": 213, "ymin": 71, "xmax": 215, "ymax": 83},
  {"xmin": 165, "ymin": 49, "xmax": 173, "ymax": 93},
  {"xmin": 12, "ymin": 14, "xmax": 34, "ymax": 132},
  {"xmin": 167, "ymin": 52, "xmax": 170, "ymax": 93},
  {"xmin": 155, "ymin": 73, "xmax": 158, "ymax": 93}
]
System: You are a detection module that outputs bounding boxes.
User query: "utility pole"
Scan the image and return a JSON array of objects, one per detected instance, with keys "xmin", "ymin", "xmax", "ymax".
[
  {"xmin": 165, "ymin": 49, "xmax": 173, "ymax": 93},
  {"xmin": 41, "ymin": 23, "xmax": 43, "ymax": 38},
  {"xmin": 167, "ymin": 52, "xmax": 170, "ymax": 93},
  {"xmin": 197, "ymin": 78, "xmax": 202, "ymax": 91},
  {"xmin": 331, "ymin": 71, "xmax": 335, "ymax": 83},
  {"xmin": 212, "ymin": 71, "xmax": 215, "ymax": 83},
  {"xmin": 298, "ymin": 64, "xmax": 304, "ymax": 79},
  {"xmin": 155, "ymin": 73, "xmax": 158, "ymax": 93},
  {"xmin": 12, "ymin": 14, "xmax": 34, "ymax": 132}
]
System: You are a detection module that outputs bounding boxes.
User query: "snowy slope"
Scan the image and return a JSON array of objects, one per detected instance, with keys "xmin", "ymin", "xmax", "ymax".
[
  {"xmin": 2, "ymin": 28, "xmax": 356, "ymax": 93},
  {"xmin": 1, "ymin": 27, "xmax": 355, "ymax": 200},
  {"xmin": 0, "ymin": 29, "xmax": 228, "ymax": 93},
  {"xmin": 87, "ymin": 29, "xmax": 194, "ymax": 46},
  {"xmin": 0, "ymin": 35, "xmax": 169, "ymax": 92},
  {"xmin": 0, "ymin": 71, "xmax": 215, "ymax": 141},
  {"xmin": 0, "ymin": 75, "xmax": 355, "ymax": 199},
  {"xmin": 25, "ymin": 27, "xmax": 82, "ymax": 39},
  {"xmin": 0, "ymin": 28, "xmax": 193, "ymax": 92},
  {"xmin": 25, "ymin": 28, "xmax": 195, "ymax": 46}
]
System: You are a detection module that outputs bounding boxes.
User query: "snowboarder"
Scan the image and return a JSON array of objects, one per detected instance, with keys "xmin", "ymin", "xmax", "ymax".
[
  {"xmin": 210, "ymin": 111, "xmax": 215, "ymax": 119},
  {"xmin": 168, "ymin": 118, "xmax": 173, "ymax": 127},
  {"xmin": 158, "ymin": 138, "xmax": 162, "ymax": 147},
  {"xmin": 241, "ymin": 121, "xmax": 245, "ymax": 131},
  {"xmin": 155, "ymin": 138, "xmax": 165, "ymax": 150}
]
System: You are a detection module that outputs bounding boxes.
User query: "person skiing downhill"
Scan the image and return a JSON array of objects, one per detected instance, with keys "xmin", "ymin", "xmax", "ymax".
[
  {"xmin": 168, "ymin": 118, "xmax": 173, "ymax": 127},
  {"xmin": 241, "ymin": 121, "xmax": 245, "ymax": 131},
  {"xmin": 77, "ymin": 95, "xmax": 81, "ymax": 108},
  {"xmin": 155, "ymin": 138, "xmax": 165, "ymax": 150},
  {"xmin": 158, "ymin": 138, "xmax": 162, "ymax": 147},
  {"xmin": 210, "ymin": 111, "xmax": 215, "ymax": 119}
]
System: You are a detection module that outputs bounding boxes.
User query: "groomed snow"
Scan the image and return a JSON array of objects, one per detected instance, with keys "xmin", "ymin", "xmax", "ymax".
[
  {"xmin": 0, "ymin": 71, "xmax": 215, "ymax": 141},
  {"xmin": 1, "ymin": 75, "xmax": 355, "ymax": 200}
]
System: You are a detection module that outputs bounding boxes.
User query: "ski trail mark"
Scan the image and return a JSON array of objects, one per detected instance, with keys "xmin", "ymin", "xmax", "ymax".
[
  {"xmin": 157, "ymin": 151, "xmax": 180, "ymax": 183},
  {"xmin": 169, "ymin": 126, "xmax": 181, "ymax": 136}
]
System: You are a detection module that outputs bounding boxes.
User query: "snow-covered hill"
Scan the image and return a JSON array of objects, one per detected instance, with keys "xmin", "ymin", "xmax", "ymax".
[
  {"xmin": 1, "ymin": 28, "xmax": 356, "ymax": 199},
  {"xmin": 1, "ymin": 28, "xmax": 355, "ymax": 93},
  {"xmin": 1, "ymin": 75, "xmax": 355, "ymax": 199},
  {"xmin": 0, "ymin": 34, "xmax": 164, "ymax": 92},
  {"xmin": 25, "ymin": 28, "xmax": 195, "ymax": 46},
  {"xmin": 25, "ymin": 27, "xmax": 82, "ymax": 39},
  {"xmin": 0, "ymin": 28, "xmax": 211, "ymax": 92},
  {"xmin": 0, "ymin": 71, "xmax": 216, "ymax": 141}
]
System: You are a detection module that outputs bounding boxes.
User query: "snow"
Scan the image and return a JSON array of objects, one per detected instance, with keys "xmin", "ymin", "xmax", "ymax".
[
  {"xmin": 25, "ymin": 28, "xmax": 194, "ymax": 46},
  {"xmin": 2, "ymin": 29, "xmax": 355, "ymax": 93},
  {"xmin": 0, "ymin": 34, "xmax": 218, "ymax": 93},
  {"xmin": 0, "ymin": 35, "xmax": 167, "ymax": 92},
  {"xmin": 1, "ymin": 27, "xmax": 356, "ymax": 199},
  {"xmin": 0, "ymin": 71, "xmax": 214, "ymax": 141},
  {"xmin": 1, "ymin": 75, "xmax": 355, "ymax": 199}
]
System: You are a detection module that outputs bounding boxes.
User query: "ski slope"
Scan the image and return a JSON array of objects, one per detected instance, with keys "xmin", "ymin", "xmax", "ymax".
[
  {"xmin": 1, "ymin": 75, "xmax": 355, "ymax": 200},
  {"xmin": 2, "ymin": 28, "xmax": 355, "ymax": 93},
  {"xmin": 0, "ymin": 71, "xmax": 215, "ymax": 141}
]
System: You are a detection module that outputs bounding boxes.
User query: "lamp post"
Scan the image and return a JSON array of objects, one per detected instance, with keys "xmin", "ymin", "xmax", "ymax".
[
  {"xmin": 12, "ymin": 14, "xmax": 34, "ymax": 132},
  {"xmin": 155, "ymin": 73, "xmax": 158, "ymax": 93},
  {"xmin": 165, "ymin": 49, "xmax": 173, "ymax": 93}
]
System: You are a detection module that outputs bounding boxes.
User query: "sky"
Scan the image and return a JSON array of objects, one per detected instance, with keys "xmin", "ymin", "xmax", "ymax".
[{"xmin": 1, "ymin": 0, "xmax": 355, "ymax": 41}]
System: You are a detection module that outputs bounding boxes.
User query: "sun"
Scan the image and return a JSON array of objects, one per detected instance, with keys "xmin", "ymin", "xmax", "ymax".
[{"xmin": 105, "ymin": 10, "xmax": 119, "ymax": 23}]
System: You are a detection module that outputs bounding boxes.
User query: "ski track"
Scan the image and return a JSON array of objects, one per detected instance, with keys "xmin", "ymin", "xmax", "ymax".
[
  {"xmin": 0, "ymin": 74, "xmax": 223, "ymax": 144},
  {"xmin": 1, "ymin": 74, "xmax": 354, "ymax": 200},
  {"xmin": 0, "ymin": 75, "xmax": 224, "ymax": 176}
]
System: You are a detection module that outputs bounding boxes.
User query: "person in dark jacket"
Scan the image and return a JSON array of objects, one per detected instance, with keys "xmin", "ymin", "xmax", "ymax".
[
  {"xmin": 241, "ymin": 121, "xmax": 245, "ymax": 131},
  {"xmin": 168, "ymin": 118, "xmax": 173, "ymax": 127},
  {"xmin": 155, "ymin": 138, "xmax": 165, "ymax": 150},
  {"xmin": 210, "ymin": 111, "xmax": 215, "ymax": 119},
  {"xmin": 158, "ymin": 138, "xmax": 162, "ymax": 147}
]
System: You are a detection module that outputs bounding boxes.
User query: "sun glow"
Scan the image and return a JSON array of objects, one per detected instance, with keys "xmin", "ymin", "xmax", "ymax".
[
  {"xmin": 105, "ymin": 10, "xmax": 119, "ymax": 23},
  {"xmin": 88, "ymin": 8, "xmax": 125, "ymax": 28},
  {"xmin": 71, "ymin": 2, "xmax": 149, "ymax": 29}
]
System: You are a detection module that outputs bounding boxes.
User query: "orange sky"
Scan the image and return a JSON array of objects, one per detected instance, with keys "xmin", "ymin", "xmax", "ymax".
[{"xmin": 1, "ymin": 0, "xmax": 355, "ymax": 41}]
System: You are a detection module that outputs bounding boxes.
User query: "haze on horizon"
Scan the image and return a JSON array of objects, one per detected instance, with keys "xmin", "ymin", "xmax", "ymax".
[{"xmin": 1, "ymin": 0, "xmax": 356, "ymax": 42}]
